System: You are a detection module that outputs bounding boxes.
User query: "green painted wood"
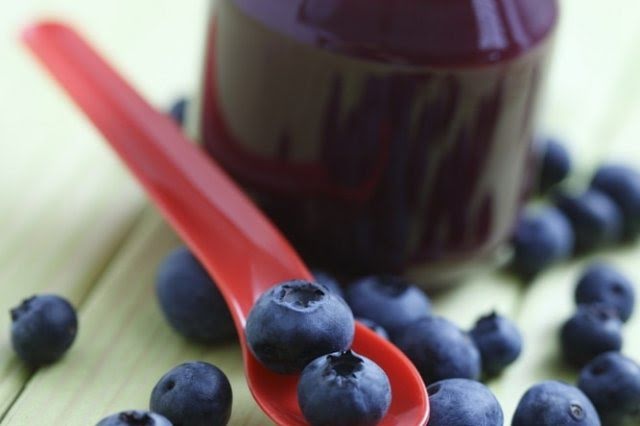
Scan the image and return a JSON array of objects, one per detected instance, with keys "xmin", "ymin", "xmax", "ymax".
[
  {"xmin": 493, "ymin": 0, "xmax": 640, "ymax": 418},
  {"xmin": 0, "ymin": 0, "xmax": 207, "ymax": 420},
  {"xmin": 2, "ymin": 209, "xmax": 271, "ymax": 425},
  {"xmin": 2, "ymin": 0, "xmax": 640, "ymax": 425},
  {"xmin": 496, "ymin": 249, "xmax": 640, "ymax": 419}
]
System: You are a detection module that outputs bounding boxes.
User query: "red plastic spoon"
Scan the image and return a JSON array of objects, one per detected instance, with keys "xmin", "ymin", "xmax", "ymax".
[{"xmin": 22, "ymin": 21, "xmax": 429, "ymax": 426}]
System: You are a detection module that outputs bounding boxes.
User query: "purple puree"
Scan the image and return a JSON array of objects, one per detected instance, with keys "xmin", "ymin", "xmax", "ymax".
[{"xmin": 199, "ymin": 0, "xmax": 559, "ymax": 281}]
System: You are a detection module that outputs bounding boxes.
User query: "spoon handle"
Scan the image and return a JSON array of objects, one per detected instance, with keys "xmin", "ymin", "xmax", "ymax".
[{"xmin": 22, "ymin": 21, "xmax": 311, "ymax": 326}]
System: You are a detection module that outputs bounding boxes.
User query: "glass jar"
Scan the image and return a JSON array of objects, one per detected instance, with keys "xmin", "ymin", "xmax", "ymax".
[{"xmin": 194, "ymin": 0, "xmax": 558, "ymax": 284}]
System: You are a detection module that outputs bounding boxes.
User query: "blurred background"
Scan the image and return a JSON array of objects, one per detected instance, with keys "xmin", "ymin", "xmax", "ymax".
[{"xmin": 1, "ymin": 0, "xmax": 640, "ymax": 425}]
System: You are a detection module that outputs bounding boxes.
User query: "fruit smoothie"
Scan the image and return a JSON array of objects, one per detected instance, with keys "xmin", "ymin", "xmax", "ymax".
[{"xmin": 196, "ymin": 0, "xmax": 558, "ymax": 283}]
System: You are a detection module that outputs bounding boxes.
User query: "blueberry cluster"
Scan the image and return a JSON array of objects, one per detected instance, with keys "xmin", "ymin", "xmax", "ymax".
[
  {"xmin": 511, "ymin": 138, "xmax": 640, "ymax": 279},
  {"xmin": 6, "ymin": 246, "xmax": 236, "ymax": 425},
  {"xmin": 96, "ymin": 361, "xmax": 233, "ymax": 426},
  {"xmin": 560, "ymin": 263, "xmax": 635, "ymax": 368},
  {"xmin": 155, "ymin": 249, "xmax": 465, "ymax": 425},
  {"xmin": 12, "ymin": 128, "xmax": 639, "ymax": 426},
  {"xmin": 152, "ymin": 110, "xmax": 640, "ymax": 426},
  {"xmin": 299, "ymin": 274, "xmax": 523, "ymax": 425},
  {"xmin": 323, "ymin": 274, "xmax": 468, "ymax": 383},
  {"xmin": 512, "ymin": 352, "xmax": 640, "ymax": 426},
  {"xmin": 154, "ymin": 250, "xmax": 395, "ymax": 426},
  {"xmin": 244, "ymin": 274, "xmax": 393, "ymax": 425},
  {"xmin": 243, "ymin": 271, "xmax": 524, "ymax": 425},
  {"xmin": 512, "ymin": 261, "xmax": 639, "ymax": 426},
  {"xmin": 111, "ymin": 246, "xmax": 236, "ymax": 425}
]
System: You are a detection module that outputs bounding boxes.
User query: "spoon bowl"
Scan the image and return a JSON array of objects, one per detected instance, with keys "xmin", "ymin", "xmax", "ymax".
[{"xmin": 22, "ymin": 21, "xmax": 429, "ymax": 425}]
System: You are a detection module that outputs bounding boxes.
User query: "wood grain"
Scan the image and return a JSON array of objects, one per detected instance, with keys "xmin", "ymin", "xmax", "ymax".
[
  {"xmin": 2, "ymin": 0, "xmax": 640, "ymax": 425},
  {"xmin": 2, "ymin": 209, "xmax": 271, "ymax": 425},
  {"xmin": 0, "ymin": 0, "xmax": 207, "ymax": 421}
]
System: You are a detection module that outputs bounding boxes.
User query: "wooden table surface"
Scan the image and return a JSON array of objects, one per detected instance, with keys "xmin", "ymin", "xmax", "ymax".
[{"xmin": 1, "ymin": 1, "xmax": 640, "ymax": 424}]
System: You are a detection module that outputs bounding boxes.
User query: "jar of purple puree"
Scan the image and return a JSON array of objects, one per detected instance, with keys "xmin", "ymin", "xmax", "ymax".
[{"xmin": 191, "ymin": 0, "xmax": 558, "ymax": 286}]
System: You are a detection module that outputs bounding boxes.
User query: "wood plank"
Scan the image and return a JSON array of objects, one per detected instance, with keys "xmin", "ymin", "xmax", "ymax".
[
  {"xmin": 496, "ymin": 249, "xmax": 640, "ymax": 421},
  {"xmin": 3, "ymin": 0, "xmax": 640, "ymax": 424},
  {"xmin": 0, "ymin": 46, "xmax": 146, "ymax": 418},
  {"xmin": 494, "ymin": 0, "xmax": 640, "ymax": 420},
  {"xmin": 2, "ymin": 208, "xmax": 271, "ymax": 426},
  {"xmin": 0, "ymin": 0, "xmax": 209, "ymax": 419}
]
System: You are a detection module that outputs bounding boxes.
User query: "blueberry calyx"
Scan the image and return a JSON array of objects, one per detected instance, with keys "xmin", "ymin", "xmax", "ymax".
[
  {"xmin": 569, "ymin": 403, "xmax": 585, "ymax": 420},
  {"xmin": 10, "ymin": 296, "xmax": 36, "ymax": 321},
  {"xmin": 325, "ymin": 350, "xmax": 364, "ymax": 379},
  {"xmin": 611, "ymin": 283, "xmax": 625, "ymax": 295},
  {"xmin": 589, "ymin": 362, "xmax": 607, "ymax": 376},
  {"xmin": 591, "ymin": 305, "xmax": 619, "ymax": 322},
  {"xmin": 118, "ymin": 411, "xmax": 153, "ymax": 425},
  {"xmin": 276, "ymin": 283, "xmax": 326, "ymax": 309},
  {"xmin": 474, "ymin": 311, "xmax": 499, "ymax": 331},
  {"xmin": 428, "ymin": 383, "xmax": 441, "ymax": 395}
]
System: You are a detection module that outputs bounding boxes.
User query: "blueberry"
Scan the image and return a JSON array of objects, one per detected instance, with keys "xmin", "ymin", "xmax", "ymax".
[
  {"xmin": 150, "ymin": 361, "xmax": 232, "ymax": 426},
  {"xmin": 555, "ymin": 190, "xmax": 622, "ymax": 252},
  {"xmin": 345, "ymin": 276, "xmax": 431, "ymax": 337},
  {"xmin": 156, "ymin": 247, "xmax": 235, "ymax": 344},
  {"xmin": 312, "ymin": 269, "xmax": 344, "ymax": 299},
  {"xmin": 427, "ymin": 379, "xmax": 503, "ymax": 426},
  {"xmin": 511, "ymin": 207, "xmax": 574, "ymax": 279},
  {"xmin": 297, "ymin": 350, "xmax": 391, "ymax": 426},
  {"xmin": 575, "ymin": 263, "xmax": 635, "ymax": 323},
  {"xmin": 393, "ymin": 316, "xmax": 481, "ymax": 383},
  {"xmin": 356, "ymin": 318, "xmax": 389, "ymax": 340},
  {"xmin": 578, "ymin": 352, "xmax": 640, "ymax": 426},
  {"xmin": 96, "ymin": 410, "xmax": 172, "ymax": 426},
  {"xmin": 560, "ymin": 304, "xmax": 623, "ymax": 367},
  {"xmin": 167, "ymin": 97, "xmax": 188, "ymax": 126},
  {"xmin": 470, "ymin": 311, "xmax": 523, "ymax": 376},
  {"xmin": 538, "ymin": 138, "xmax": 572, "ymax": 193},
  {"xmin": 591, "ymin": 165, "xmax": 640, "ymax": 239},
  {"xmin": 512, "ymin": 381, "xmax": 600, "ymax": 426},
  {"xmin": 245, "ymin": 280, "xmax": 354, "ymax": 374},
  {"xmin": 10, "ymin": 294, "xmax": 78, "ymax": 365}
]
